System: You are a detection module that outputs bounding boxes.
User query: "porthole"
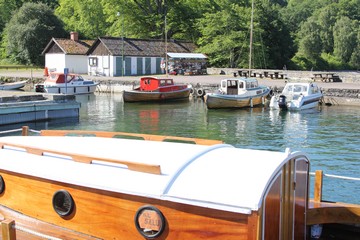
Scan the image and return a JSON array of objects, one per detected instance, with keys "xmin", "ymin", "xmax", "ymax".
[
  {"xmin": 135, "ymin": 205, "xmax": 165, "ymax": 239},
  {"xmin": 0, "ymin": 175, "xmax": 4, "ymax": 194},
  {"xmin": 52, "ymin": 190, "xmax": 74, "ymax": 217}
]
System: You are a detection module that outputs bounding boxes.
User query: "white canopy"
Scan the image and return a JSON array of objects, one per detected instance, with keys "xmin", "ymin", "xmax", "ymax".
[
  {"xmin": 0, "ymin": 136, "xmax": 304, "ymax": 214},
  {"xmin": 167, "ymin": 52, "xmax": 207, "ymax": 59}
]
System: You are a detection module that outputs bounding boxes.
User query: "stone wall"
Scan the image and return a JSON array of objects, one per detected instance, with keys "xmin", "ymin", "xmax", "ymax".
[{"xmin": 207, "ymin": 68, "xmax": 360, "ymax": 84}]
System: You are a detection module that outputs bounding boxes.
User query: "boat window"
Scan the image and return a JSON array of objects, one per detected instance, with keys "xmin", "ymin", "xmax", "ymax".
[
  {"xmin": 227, "ymin": 80, "xmax": 238, "ymax": 88},
  {"xmin": 222, "ymin": 81, "xmax": 227, "ymax": 88},
  {"xmin": 246, "ymin": 82, "xmax": 251, "ymax": 89},
  {"xmin": 166, "ymin": 79, "xmax": 173, "ymax": 85},
  {"xmin": 160, "ymin": 80, "xmax": 166, "ymax": 86},
  {"xmin": 239, "ymin": 82, "xmax": 244, "ymax": 89}
]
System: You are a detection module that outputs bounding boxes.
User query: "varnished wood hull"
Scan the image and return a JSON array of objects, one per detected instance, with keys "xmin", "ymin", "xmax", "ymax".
[
  {"xmin": 205, "ymin": 89, "xmax": 270, "ymax": 109},
  {"xmin": 123, "ymin": 88, "xmax": 191, "ymax": 102},
  {"xmin": 0, "ymin": 170, "xmax": 259, "ymax": 239}
]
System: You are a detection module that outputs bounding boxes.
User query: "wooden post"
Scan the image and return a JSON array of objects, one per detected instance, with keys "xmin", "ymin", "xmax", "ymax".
[
  {"xmin": 1, "ymin": 219, "xmax": 16, "ymax": 240},
  {"xmin": 22, "ymin": 126, "xmax": 29, "ymax": 136},
  {"xmin": 314, "ymin": 170, "xmax": 323, "ymax": 202}
]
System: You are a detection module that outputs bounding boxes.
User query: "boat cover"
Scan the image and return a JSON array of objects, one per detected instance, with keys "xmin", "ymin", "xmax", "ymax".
[{"xmin": 0, "ymin": 136, "xmax": 305, "ymax": 214}]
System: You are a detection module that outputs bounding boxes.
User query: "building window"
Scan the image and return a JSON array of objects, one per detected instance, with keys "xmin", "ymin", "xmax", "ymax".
[{"xmin": 89, "ymin": 57, "xmax": 98, "ymax": 66}]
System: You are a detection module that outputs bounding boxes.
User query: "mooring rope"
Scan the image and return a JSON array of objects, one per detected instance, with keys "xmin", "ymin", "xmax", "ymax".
[{"xmin": 310, "ymin": 172, "xmax": 360, "ymax": 181}]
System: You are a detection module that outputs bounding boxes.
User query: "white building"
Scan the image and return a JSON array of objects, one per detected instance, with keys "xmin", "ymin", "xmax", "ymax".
[{"xmin": 42, "ymin": 32, "xmax": 94, "ymax": 74}]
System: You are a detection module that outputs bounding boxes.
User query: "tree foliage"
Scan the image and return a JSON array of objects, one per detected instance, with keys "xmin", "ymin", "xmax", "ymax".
[
  {"xmin": 2, "ymin": 2, "xmax": 66, "ymax": 65},
  {"xmin": 0, "ymin": 0, "xmax": 359, "ymax": 70}
]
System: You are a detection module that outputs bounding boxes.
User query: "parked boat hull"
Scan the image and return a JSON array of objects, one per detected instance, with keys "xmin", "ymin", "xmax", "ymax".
[
  {"xmin": 36, "ymin": 83, "xmax": 98, "ymax": 94},
  {"xmin": 123, "ymin": 87, "xmax": 191, "ymax": 102},
  {"xmin": 0, "ymin": 80, "xmax": 27, "ymax": 90},
  {"xmin": 205, "ymin": 88, "xmax": 270, "ymax": 109},
  {"xmin": 270, "ymin": 93, "xmax": 322, "ymax": 111}
]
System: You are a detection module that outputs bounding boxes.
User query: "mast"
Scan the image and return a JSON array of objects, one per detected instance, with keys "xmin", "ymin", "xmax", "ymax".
[
  {"xmin": 248, "ymin": 0, "xmax": 254, "ymax": 75},
  {"xmin": 165, "ymin": 15, "xmax": 168, "ymax": 77}
]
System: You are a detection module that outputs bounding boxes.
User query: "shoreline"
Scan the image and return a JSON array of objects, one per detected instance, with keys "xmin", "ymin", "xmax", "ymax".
[{"xmin": 1, "ymin": 69, "xmax": 360, "ymax": 106}]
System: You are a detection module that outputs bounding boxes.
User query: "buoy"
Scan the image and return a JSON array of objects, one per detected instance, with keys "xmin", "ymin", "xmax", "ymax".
[{"xmin": 196, "ymin": 88, "xmax": 204, "ymax": 97}]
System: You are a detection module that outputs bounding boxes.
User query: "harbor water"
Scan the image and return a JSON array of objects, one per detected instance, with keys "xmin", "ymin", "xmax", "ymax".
[{"xmin": 5, "ymin": 92, "xmax": 360, "ymax": 204}]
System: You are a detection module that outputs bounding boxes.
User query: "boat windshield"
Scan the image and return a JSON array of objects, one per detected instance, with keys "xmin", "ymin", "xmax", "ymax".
[{"xmin": 246, "ymin": 80, "xmax": 258, "ymax": 89}]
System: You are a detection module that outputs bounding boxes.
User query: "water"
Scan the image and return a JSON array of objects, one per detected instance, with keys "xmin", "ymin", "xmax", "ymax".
[{"xmin": 5, "ymin": 93, "xmax": 360, "ymax": 204}]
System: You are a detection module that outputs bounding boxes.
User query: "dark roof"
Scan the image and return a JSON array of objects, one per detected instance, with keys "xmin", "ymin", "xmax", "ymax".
[
  {"xmin": 42, "ymin": 38, "xmax": 95, "ymax": 55},
  {"xmin": 87, "ymin": 37, "xmax": 197, "ymax": 57}
]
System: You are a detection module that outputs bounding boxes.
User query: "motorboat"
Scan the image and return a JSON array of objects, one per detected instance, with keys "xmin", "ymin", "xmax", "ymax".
[
  {"xmin": 35, "ymin": 72, "xmax": 98, "ymax": 94},
  {"xmin": 269, "ymin": 82, "xmax": 323, "ymax": 110},
  {"xmin": 204, "ymin": 78, "xmax": 270, "ymax": 109},
  {"xmin": 0, "ymin": 127, "xmax": 359, "ymax": 239},
  {"xmin": 0, "ymin": 80, "xmax": 27, "ymax": 90},
  {"xmin": 123, "ymin": 76, "xmax": 192, "ymax": 102}
]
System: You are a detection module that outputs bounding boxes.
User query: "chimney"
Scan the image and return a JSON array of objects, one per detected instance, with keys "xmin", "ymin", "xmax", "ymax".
[{"xmin": 70, "ymin": 32, "xmax": 78, "ymax": 41}]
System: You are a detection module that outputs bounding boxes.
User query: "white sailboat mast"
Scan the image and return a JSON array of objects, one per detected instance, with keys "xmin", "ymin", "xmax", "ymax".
[{"xmin": 248, "ymin": 0, "xmax": 254, "ymax": 73}]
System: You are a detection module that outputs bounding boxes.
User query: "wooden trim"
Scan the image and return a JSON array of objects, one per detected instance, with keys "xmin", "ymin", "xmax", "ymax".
[
  {"xmin": 307, "ymin": 201, "xmax": 360, "ymax": 225},
  {"xmin": 0, "ymin": 142, "xmax": 161, "ymax": 175},
  {"xmin": 22, "ymin": 126, "xmax": 29, "ymax": 136},
  {"xmin": 39, "ymin": 130, "xmax": 223, "ymax": 145},
  {"xmin": 314, "ymin": 170, "xmax": 323, "ymax": 202},
  {"xmin": 1, "ymin": 219, "xmax": 15, "ymax": 240}
]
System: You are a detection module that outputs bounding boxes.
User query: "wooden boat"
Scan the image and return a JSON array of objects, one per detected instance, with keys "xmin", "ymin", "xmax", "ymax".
[
  {"xmin": 269, "ymin": 82, "xmax": 323, "ymax": 111},
  {"xmin": 34, "ymin": 72, "xmax": 98, "ymax": 94},
  {"xmin": 204, "ymin": 78, "xmax": 270, "ymax": 109},
  {"xmin": 0, "ymin": 80, "xmax": 27, "ymax": 90},
  {"xmin": 0, "ymin": 127, "xmax": 359, "ymax": 239},
  {"xmin": 123, "ymin": 76, "xmax": 192, "ymax": 102}
]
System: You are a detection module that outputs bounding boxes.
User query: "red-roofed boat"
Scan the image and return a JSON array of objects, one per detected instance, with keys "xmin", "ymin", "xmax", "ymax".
[
  {"xmin": 35, "ymin": 72, "xmax": 98, "ymax": 94},
  {"xmin": 123, "ymin": 76, "xmax": 192, "ymax": 102}
]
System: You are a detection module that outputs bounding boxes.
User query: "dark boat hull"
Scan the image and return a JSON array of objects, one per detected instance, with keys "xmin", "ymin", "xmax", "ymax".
[{"xmin": 123, "ymin": 88, "xmax": 191, "ymax": 102}]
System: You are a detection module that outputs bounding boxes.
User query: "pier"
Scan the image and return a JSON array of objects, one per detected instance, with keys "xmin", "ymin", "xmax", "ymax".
[{"xmin": 0, "ymin": 91, "xmax": 80, "ymax": 125}]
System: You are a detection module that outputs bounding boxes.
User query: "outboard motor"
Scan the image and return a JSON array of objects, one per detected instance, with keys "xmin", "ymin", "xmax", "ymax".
[{"xmin": 278, "ymin": 95, "xmax": 288, "ymax": 109}]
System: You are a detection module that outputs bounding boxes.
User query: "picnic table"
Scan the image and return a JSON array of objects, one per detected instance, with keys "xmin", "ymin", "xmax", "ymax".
[{"xmin": 312, "ymin": 73, "xmax": 341, "ymax": 82}]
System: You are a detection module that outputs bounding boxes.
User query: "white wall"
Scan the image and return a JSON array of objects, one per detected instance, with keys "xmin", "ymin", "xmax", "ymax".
[
  {"xmin": 45, "ymin": 54, "xmax": 88, "ymax": 74},
  {"xmin": 65, "ymin": 55, "xmax": 88, "ymax": 74},
  {"xmin": 45, "ymin": 53, "xmax": 65, "ymax": 72}
]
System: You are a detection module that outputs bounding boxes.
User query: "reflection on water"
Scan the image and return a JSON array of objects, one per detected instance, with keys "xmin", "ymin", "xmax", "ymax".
[{"xmin": 2, "ymin": 93, "xmax": 359, "ymax": 204}]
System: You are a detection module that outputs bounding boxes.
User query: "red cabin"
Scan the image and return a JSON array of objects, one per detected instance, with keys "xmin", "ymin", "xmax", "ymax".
[{"xmin": 139, "ymin": 77, "xmax": 186, "ymax": 92}]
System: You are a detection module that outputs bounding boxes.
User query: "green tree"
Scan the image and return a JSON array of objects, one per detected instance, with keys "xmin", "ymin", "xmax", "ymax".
[
  {"xmin": 2, "ymin": 2, "xmax": 67, "ymax": 65},
  {"xmin": 349, "ymin": 31, "xmax": 360, "ymax": 69},
  {"xmin": 56, "ymin": 0, "xmax": 108, "ymax": 39},
  {"xmin": 256, "ymin": 1, "xmax": 294, "ymax": 69},
  {"xmin": 333, "ymin": 16, "xmax": 357, "ymax": 63},
  {"xmin": 196, "ymin": 1, "xmax": 249, "ymax": 68}
]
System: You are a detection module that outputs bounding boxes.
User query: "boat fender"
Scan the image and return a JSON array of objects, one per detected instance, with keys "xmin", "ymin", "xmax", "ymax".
[
  {"xmin": 197, "ymin": 88, "xmax": 204, "ymax": 97},
  {"xmin": 52, "ymin": 190, "xmax": 75, "ymax": 217},
  {"xmin": 190, "ymin": 88, "xmax": 195, "ymax": 95},
  {"xmin": 0, "ymin": 175, "xmax": 4, "ymax": 194}
]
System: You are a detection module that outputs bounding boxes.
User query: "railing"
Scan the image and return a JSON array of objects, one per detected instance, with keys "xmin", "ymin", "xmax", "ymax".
[
  {"xmin": 0, "ymin": 126, "xmax": 40, "ymax": 136},
  {"xmin": 310, "ymin": 170, "xmax": 360, "ymax": 202},
  {"xmin": 0, "ymin": 66, "xmax": 41, "ymax": 70}
]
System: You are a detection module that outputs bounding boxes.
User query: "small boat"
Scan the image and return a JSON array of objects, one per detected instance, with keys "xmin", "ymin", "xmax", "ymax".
[
  {"xmin": 0, "ymin": 127, "xmax": 359, "ymax": 239},
  {"xmin": 35, "ymin": 72, "xmax": 98, "ymax": 94},
  {"xmin": 269, "ymin": 82, "xmax": 323, "ymax": 111},
  {"xmin": 204, "ymin": 78, "xmax": 270, "ymax": 109},
  {"xmin": 0, "ymin": 80, "xmax": 27, "ymax": 90},
  {"xmin": 123, "ymin": 76, "xmax": 192, "ymax": 102}
]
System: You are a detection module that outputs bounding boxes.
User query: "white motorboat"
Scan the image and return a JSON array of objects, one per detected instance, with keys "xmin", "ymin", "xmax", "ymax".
[
  {"xmin": 269, "ymin": 82, "xmax": 323, "ymax": 111},
  {"xmin": 0, "ymin": 80, "xmax": 27, "ymax": 90},
  {"xmin": 35, "ymin": 72, "xmax": 98, "ymax": 94},
  {"xmin": 204, "ymin": 78, "xmax": 270, "ymax": 109}
]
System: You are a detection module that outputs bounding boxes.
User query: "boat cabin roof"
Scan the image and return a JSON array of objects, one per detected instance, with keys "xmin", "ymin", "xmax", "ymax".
[
  {"xmin": 0, "ymin": 136, "xmax": 307, "ymax": 214},
  {"xmin": 282, "ymin": 82, "xmax": 320, "ymax": 95},
  {"xmin": 139, "ymin": 76, "xmax": 174, "ymax": 91},
  {"xmin": 221, "ymin": 78, "xmax": 259, "ymax": 90},
  {"xmin": 47, "ymin": 73, "xmax": 84, "ymax": 84}
]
